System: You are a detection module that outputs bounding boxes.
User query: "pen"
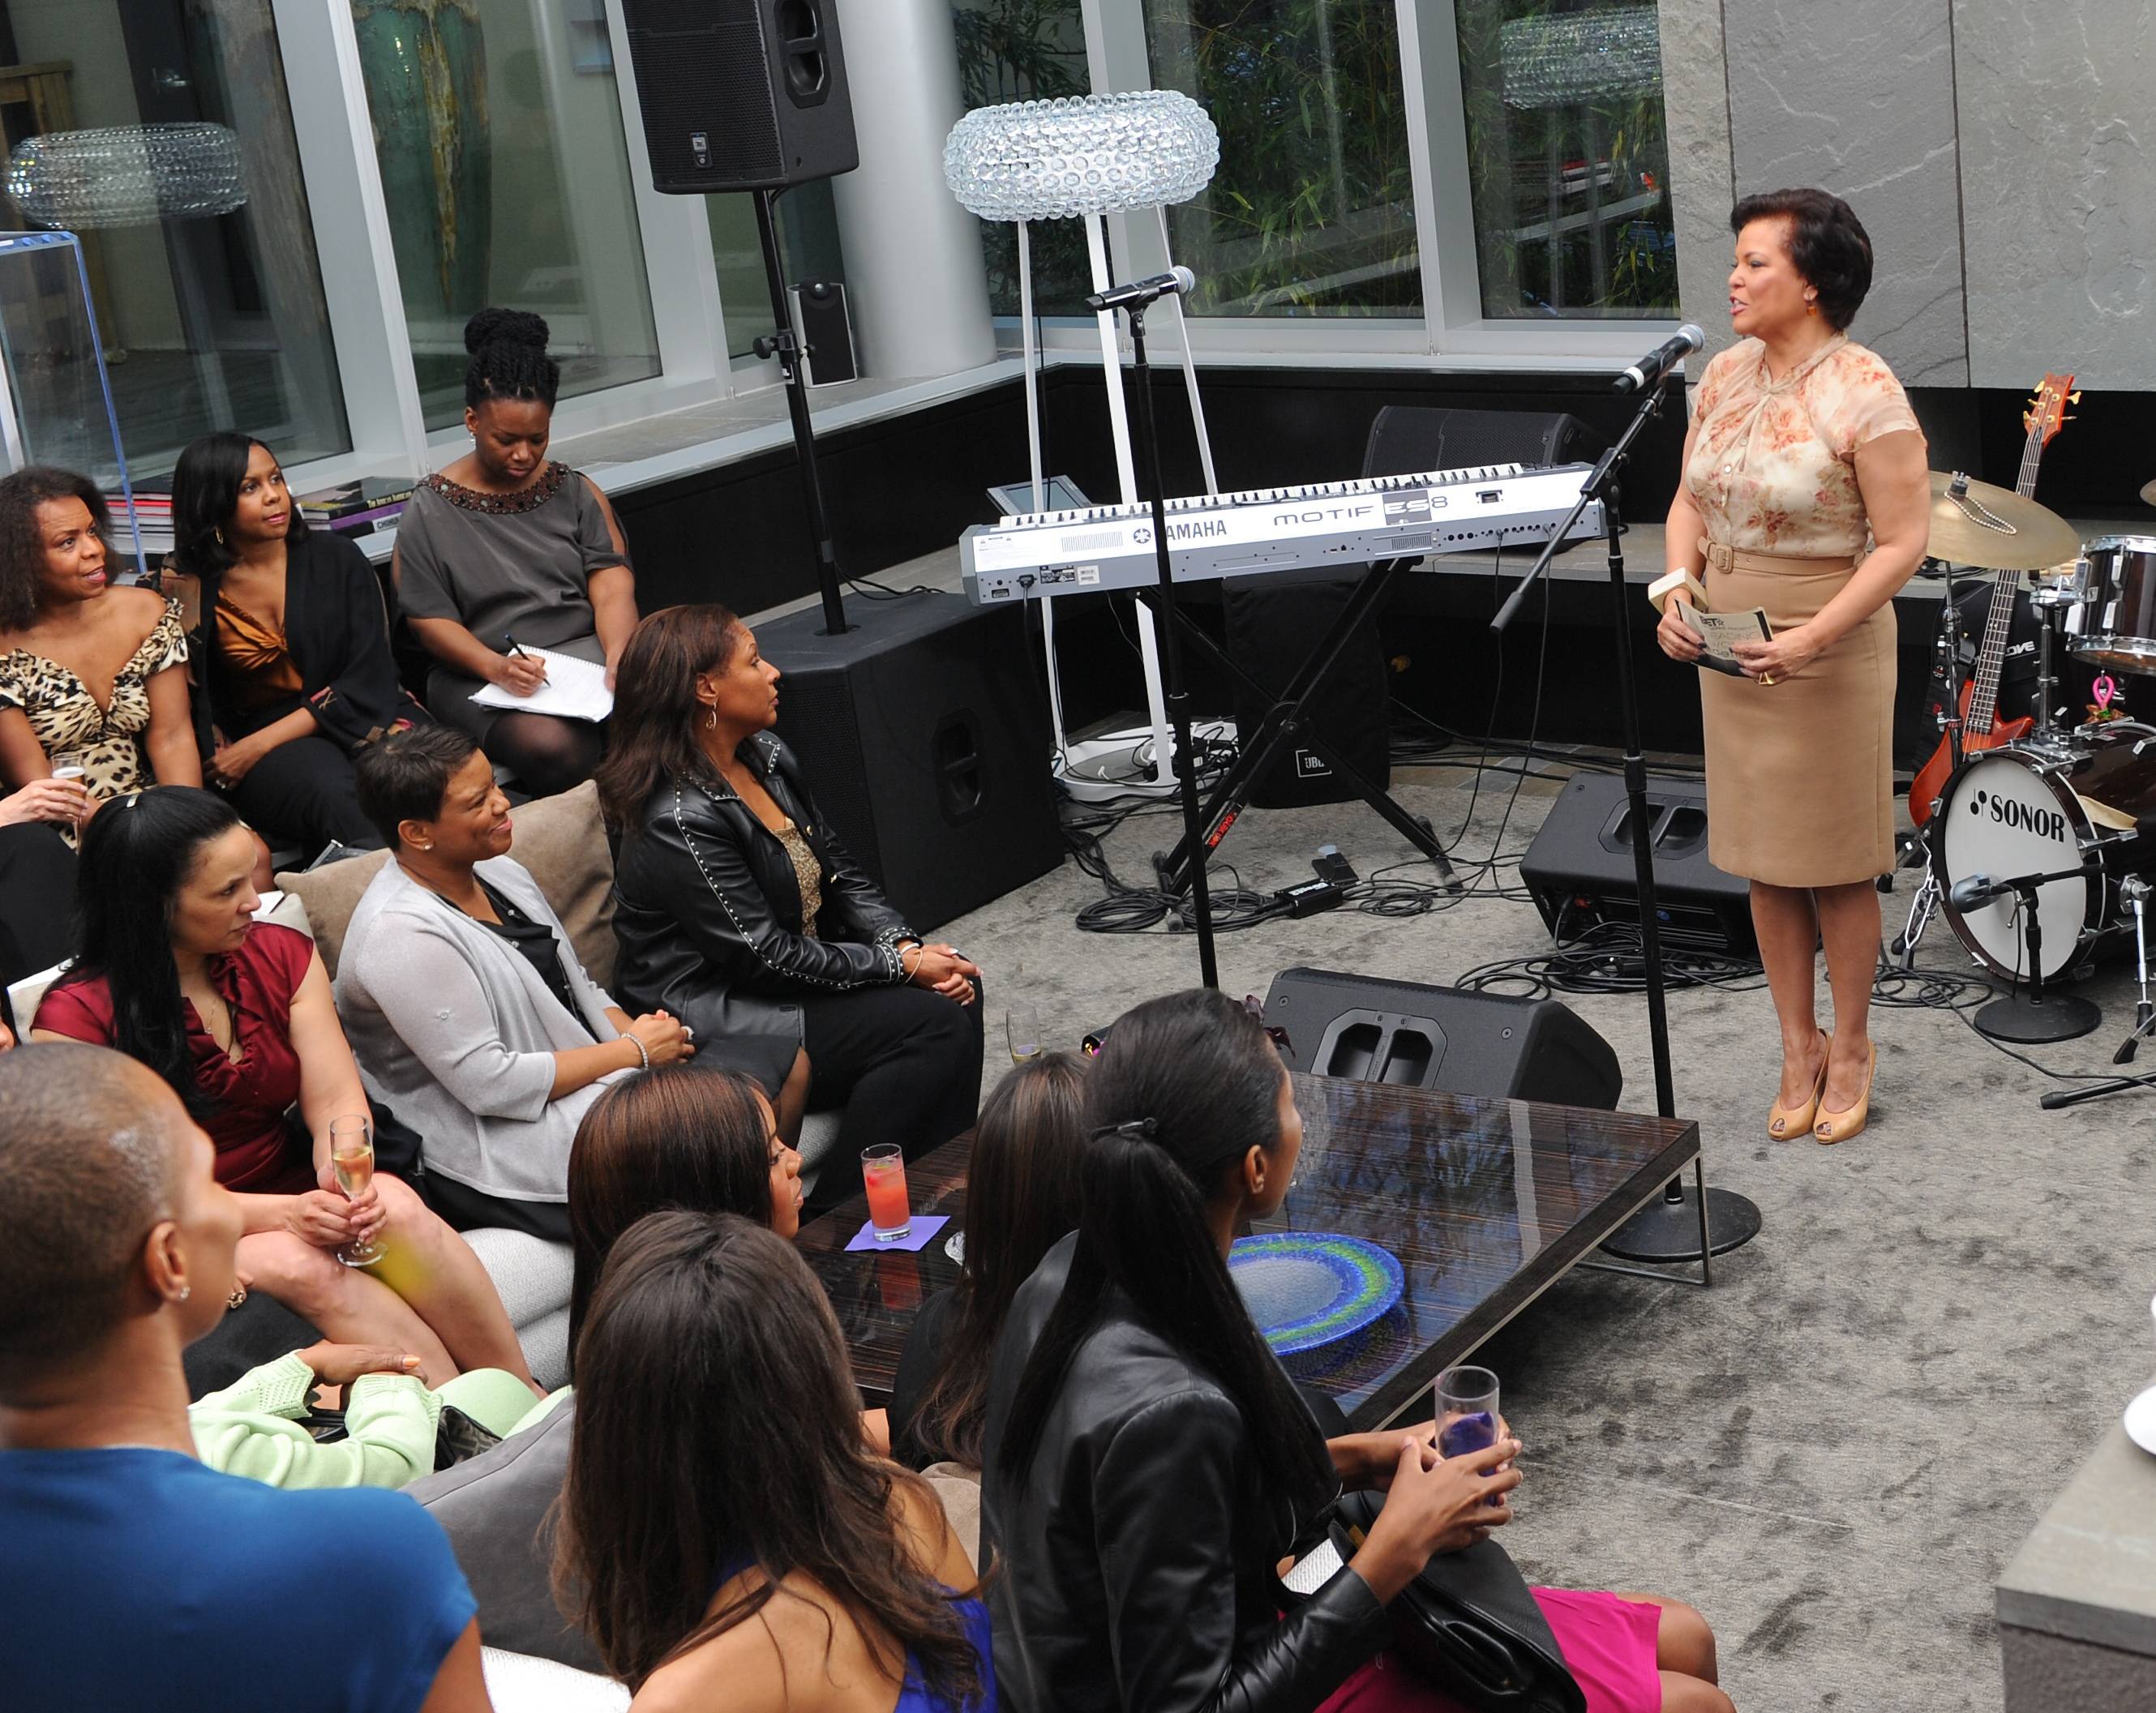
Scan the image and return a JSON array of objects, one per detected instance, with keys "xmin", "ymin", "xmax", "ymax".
[{"xmin": 503, "ymin": 632, "xmax": 547, "ymax": 687}]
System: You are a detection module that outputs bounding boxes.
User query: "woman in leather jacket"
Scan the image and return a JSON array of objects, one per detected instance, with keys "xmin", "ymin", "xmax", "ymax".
[
  {"xmin": 981, "ymin": 989, "xmax": 1731, "ymax": 1713},
  {"xmin": 598, "ymin": 605, "xmax": 984, "ymax": 1206}
]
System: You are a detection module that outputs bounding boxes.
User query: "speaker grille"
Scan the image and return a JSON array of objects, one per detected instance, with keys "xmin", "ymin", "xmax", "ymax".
[{"xmin": 623, "ymin": 3, "xmax": 782, "ymax": 191}]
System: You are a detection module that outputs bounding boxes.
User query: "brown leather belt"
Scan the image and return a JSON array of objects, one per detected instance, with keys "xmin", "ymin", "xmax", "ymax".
[{"xmin": 1699, "ymin": 537, "xmax": 1855, "ymax": 575}]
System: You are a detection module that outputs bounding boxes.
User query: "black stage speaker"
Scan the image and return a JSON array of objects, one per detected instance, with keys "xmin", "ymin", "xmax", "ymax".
[
  {"xmin": 1262, "ymin": 966, "xmax": 1622, "ymax": 1111},
  {"xmin": 792, "ymin": 281, "xmax": 857, "ymax": 385},
  {"xmin": 757, "ymin": 591, "xmax": 1064, "ymax": 930},
  {"xmin": 1519, "ymin": 774, "xmax": 1755, "ymax": 957},
  {"xmin": 621, "ymin": 0, "xmax": 858, "ymax": 193},
  {"xmin": 1364, "ymin": 405, "xmax": 1606, "ymax": 473}
]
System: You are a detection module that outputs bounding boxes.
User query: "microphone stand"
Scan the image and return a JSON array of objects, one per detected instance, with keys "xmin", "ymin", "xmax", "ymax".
[
  {"xmin": 1118, "ymin": 297, "xmax": 1218, "ymax": 987},
  {"xmin": 1964, "ymin": 864, "xmax": 2103, "ymax": 1043},
  {"xmin": 1492, "ymin": 372, "xmax": 1760, "ymax": 1278}
]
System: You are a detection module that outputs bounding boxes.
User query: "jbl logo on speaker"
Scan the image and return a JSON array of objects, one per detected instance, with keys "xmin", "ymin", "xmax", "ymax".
[
  {"xmin": 1294, "ymin": 749, "xmax": 1332, "ymax": 778},
  {"xmin": 690, "ymin": 132, "xmax": 710, "ymax": 168}
]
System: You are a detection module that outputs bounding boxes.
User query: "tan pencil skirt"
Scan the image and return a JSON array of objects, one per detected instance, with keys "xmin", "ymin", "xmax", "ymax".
[{"xmin": 1697, "ymin": 539, "xmax": 1897, "ymax": 887}]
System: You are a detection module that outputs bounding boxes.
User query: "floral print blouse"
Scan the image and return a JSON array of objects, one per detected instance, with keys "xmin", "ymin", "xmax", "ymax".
[{"xmin": 1685, "ymin": 335, "xmax": 1924, "ymax": 558}]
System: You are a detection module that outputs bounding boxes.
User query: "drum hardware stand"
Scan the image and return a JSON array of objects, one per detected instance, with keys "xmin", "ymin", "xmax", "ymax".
[
  {"xmin": 1892, "ymin": 587, "xmax": 1970, "ymax": 962},
  {"xmin": 1959, "ymin": 865, "xmax": 2106, "ymax": 1043},
  {"xmin": 1489, "ymin": 379, "xmax": 1761, "ymax": 1280},
  {"xmin": 2114, "ymin": 876, "xmax": 2156, "ymax": 1064},
  {"xmin": 2039, "ymin": 886, "xmax": 2156, "ymax": 1099},
  {"xmin": 2023, "ymin": 577, "xmax": 2084, "ymax": 760}
]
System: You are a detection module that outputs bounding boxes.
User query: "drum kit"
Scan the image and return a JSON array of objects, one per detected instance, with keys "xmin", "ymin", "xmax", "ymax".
[{"xmin": 1903, "ymin": 469, "xmax": 2156, "ymax": 1056}]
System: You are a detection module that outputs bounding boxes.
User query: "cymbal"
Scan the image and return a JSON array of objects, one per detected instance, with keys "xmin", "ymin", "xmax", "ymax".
[
  {"xmin": 2141, "ymin": 477, "xmax": 2156, "ymax": 507},
  {"xmin": 1927, "ymin": 471, "xmax": 2081, "ymax": 572}
]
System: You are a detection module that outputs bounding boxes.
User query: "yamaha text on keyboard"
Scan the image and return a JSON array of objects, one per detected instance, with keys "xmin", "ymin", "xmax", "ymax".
[{"xmin": 958, "ymin": 463, "xmax": 1604, "ymax": 604}]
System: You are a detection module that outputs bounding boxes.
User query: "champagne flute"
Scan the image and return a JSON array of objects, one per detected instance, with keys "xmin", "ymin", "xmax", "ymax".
[{"xmin": 330, "ymin": 1114, "xmax": 384, "ymax": 1267}]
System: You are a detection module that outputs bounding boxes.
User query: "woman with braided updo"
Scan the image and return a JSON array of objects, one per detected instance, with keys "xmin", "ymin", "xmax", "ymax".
[{"xmin": 392, "ymin": 309, "xmax": 640, "ymax": 797}]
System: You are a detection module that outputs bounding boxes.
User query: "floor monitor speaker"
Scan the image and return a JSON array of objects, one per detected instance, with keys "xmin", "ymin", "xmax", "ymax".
[
  {"xmin": 1519, "ymin": 774, "xmax": 1755, "ymax": 957},
  {"xmin": 621, "ymin": 0, "xmax": 858, "ymax": 193},
  {"xmin": 758, "ymin": 592, "xmax": 1064, "ymax": 930},
  {"xmin": 1262, "ymin": 966, "xmax": 1622, "ymax": 1111}
]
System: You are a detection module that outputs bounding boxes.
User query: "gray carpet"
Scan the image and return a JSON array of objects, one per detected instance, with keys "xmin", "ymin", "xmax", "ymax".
[{"xmin": 932, "ymin": 756, "xmax": 2156, "ymax": 1713}]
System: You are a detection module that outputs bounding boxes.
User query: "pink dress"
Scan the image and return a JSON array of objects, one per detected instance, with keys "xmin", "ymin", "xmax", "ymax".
[{"xmin": 1315, "ymin": 1588, "xmax": 1665, "ymax": 1713}]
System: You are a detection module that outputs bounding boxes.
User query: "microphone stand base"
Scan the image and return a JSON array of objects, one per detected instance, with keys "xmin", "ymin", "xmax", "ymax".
[
  {"xmin": 1974, "ymin": 987, "xmax": 2102, "ymax": 1044},
  {"xmin": 1596, "ymin": 1180, "xmax": 1762, "ymax": 1270}
]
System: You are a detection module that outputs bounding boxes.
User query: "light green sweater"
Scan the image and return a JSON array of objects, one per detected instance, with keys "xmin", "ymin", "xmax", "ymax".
[{"xmin": 190, "ymin": 1352, "xmax": 442, "ymax": 1490}]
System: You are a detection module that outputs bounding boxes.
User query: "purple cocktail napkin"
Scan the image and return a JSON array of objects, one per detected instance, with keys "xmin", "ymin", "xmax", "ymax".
[{"xmin": 842, "ymin": 1214, "xmax": 950, "ymax": 1254}]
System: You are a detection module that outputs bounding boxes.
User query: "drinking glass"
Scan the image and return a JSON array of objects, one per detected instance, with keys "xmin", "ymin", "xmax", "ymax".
[
  {"xmin": 1006, "ymin": 1005, "xmax": 1043, "ymax": 1066},
  {"xmin": 49, "ymin": 753, "xmax": 88, "ymax": 832},
  {"xmin": 1436, "ymin": 1364, "xmax": 1503, "ymax": 1505},
  {"xmin": 861, "ymin": 1143, "xmax": 911, "ymax": 1242},
  {"xmin": 330, "ymin": 1114, "xmax": 384, "ymax": 1267}
]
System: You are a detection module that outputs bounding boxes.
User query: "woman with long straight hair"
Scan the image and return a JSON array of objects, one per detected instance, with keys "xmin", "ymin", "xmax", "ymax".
[
  {"xmin": 169, "ymin": 430, "xmax": 426, "ymax": 854},
  {"xmin": 565, "ymin": 1061, "xmax": 802, "ymax": 1356},
  {"xmin": 890, "ymin": 1050, "xmax": 1089, "ymax": 1471},
  {"xmin": 556, "ymin": 1210, "xmax": 992, "ymax": 1711},
  {"xmin": 597, "ymin": 604, "xmax": 983, "ymax": 1202},
  {"xmin": 983, "ymin": 989, "xmax": 1730, "ymax": 1713},
  {"xmin": 30, "ymin": 786, "xmax": 536, "ymax": 1390}
]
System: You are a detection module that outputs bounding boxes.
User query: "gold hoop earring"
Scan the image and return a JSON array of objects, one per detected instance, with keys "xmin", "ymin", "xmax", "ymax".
[
  {"xmin": 706, "ymin": 708, "xmax": 717, "ymax": 730},
  {"xmin": 214, "ymin": 528, "xmax": 225, "ymax": 547}
]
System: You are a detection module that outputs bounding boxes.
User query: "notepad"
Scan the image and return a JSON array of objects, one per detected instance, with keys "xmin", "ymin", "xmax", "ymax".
[{"xmin": 470, "ymin": 647, "xmax": 615, "ymax": 722}]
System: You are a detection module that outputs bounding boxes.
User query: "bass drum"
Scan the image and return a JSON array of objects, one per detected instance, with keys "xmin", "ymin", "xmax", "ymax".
[{"xmin": 1932, "ymin": 727, "xmax": 2156, "ymax": 981}]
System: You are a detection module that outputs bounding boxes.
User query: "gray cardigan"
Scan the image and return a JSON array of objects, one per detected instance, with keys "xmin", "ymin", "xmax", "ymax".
[{"xmin": 335, "ymin": 854, "xmax": 628, "ymax": 1203}]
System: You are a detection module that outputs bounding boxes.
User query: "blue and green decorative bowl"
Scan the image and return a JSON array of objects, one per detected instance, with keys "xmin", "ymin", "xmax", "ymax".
[{"xmin": 1228, "ymin": 1231, "xmax": 1405, "ymax": 1355}]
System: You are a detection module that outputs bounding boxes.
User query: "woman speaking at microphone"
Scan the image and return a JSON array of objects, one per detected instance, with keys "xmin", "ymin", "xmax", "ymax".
[{"xmin": 1656, "ymin": 187, "xmax": 1930, "ymax": 1146}]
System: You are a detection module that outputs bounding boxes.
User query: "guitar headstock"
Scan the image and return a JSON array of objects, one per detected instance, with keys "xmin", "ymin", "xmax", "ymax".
[{"xmin": 2025, "ymin": 371, "xmax": 2079, "ymax": 443}]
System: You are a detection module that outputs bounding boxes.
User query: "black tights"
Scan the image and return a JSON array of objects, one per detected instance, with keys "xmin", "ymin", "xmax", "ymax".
[
  {"xmin": 483, "ymin": 712, "xmax": 605, "ymax": 799},
  {"xmin": 799, "ymin": 981, "xmax": 986, "ymax": 1214}
]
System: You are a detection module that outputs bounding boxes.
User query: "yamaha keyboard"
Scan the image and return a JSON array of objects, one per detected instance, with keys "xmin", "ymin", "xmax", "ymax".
[{"xmin": 960, "ymin": 462, "xmax": 1602, "ymax": 605}]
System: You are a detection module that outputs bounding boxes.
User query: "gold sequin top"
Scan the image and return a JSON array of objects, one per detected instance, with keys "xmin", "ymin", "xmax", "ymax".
[{"xmin": 775, "ymin": 819, "xmax": 822, "ymax": 939}]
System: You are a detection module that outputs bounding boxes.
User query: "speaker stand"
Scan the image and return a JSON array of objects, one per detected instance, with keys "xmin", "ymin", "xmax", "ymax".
[
  {"xmin": 1490, "ymin": 383, "xmax": 1761, "ymax": 1284},
  {"xmin": 752, "ymin": 189, "xmax": 851, "ymax": 637}
]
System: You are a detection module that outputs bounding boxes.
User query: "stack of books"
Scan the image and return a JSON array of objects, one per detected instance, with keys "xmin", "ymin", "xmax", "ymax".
[
  {"xmin": 116, "ymin": 488, "xmax": 174, "ymax": 559},
  {"xmin": 298, "ymin": 477, "xmax": 416, "ymax": 540}
]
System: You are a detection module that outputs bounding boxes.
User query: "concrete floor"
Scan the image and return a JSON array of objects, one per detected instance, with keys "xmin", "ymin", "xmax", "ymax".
[{"xmin": 928, "ymin": 752, "xmax": 2156, "ymax": 1713}]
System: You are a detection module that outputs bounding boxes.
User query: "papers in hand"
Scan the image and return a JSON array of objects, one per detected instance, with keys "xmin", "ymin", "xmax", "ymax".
[
  {"xmin": 470, "ymin": 646, "xmax": 615, "ymax": 722},
  {"xmin": 1679, "ymin": 604, "xmax": 1773, "ymax": 678}
]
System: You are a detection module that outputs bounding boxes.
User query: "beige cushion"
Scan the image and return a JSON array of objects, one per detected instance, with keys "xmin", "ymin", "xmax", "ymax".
[{"xmin": 279, "ymin": 782, "xmax": 615, "ymax": 987}]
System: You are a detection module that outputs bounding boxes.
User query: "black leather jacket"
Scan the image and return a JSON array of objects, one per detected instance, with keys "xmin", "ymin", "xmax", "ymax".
[
  {"xmin": 982, "ymin": 1235, "xmax": 1388, "ymax": 1713},
  {"xmin": 610, "ymin": 734, "xmax": 916, "ymax": 1084}
]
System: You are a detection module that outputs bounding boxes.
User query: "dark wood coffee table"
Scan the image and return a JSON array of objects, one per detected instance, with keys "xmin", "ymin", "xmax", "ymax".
[{"xmin": 799, "ymin": 1072, "xmax": 1699, "ymax": 1430}]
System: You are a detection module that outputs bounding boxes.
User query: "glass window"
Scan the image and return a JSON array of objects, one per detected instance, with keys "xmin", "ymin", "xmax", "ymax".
[
  {"xmin": 349, "ymin": 0, "xmax": 661, "ymax": 428},
  {"xmin": 950, "ymin": 0, "xmax": 1092, "ymax": 318},
  {"xmin": 708, "ymin": 183, "xmax": 845, "ymax": 362},
  {"xmin": 1455, "ymin": 2, "xmax": 1678, "ymax": 319},
  {"xmin": 0, "ymin": 0, "xmax": 349, "ymax": 478},
  {"xmin": 1143, "ymin": 0, "xmax": 1420, "ymax": 318}
]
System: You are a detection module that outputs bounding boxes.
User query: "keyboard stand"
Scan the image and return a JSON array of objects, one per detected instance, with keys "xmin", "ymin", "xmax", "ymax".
[{"xmin": 1147, "ymin": 556, "xmax": 1464, "ymax": 897}]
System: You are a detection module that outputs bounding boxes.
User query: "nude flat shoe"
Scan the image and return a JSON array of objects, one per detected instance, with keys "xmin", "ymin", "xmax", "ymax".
[
  {"xmin": 1768, "ymin": 1030, "xmax": 1829, "ymax": 1140},
  {"xmin": 1814, "ymin": 1043, "xmax": 1877, "ymax": 1146}
]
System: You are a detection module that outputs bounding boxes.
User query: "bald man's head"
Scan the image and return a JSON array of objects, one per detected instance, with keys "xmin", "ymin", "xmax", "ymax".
[{"xmin": 0, "ymin": 1045, "xmax": 187, "ymax": 1394}]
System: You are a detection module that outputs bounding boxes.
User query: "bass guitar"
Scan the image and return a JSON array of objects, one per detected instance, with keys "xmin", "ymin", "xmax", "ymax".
[{"xmin": 1910, "ymin": 372, "xmax": 2077, "ymax": 824}]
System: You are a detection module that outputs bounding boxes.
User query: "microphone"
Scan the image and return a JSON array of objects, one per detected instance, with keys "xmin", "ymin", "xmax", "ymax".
[
  {"xmin": 1085, "ymin": 267, "xmax": 1198, "ymax": 315},
  {"xmin": 1613, "ymin": 323, "xmax": 1705, "ymax": 394},
  {"xmin": 1949, "ymin": 872, "xmax": 2009, "ymax": 912}
]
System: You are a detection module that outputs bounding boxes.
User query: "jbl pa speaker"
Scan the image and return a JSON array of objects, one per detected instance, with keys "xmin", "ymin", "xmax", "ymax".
[
  {"xmin": 757, "ymin": 591, "xmax": 1063, "ymax": 930},
  {"xmin": 621, "ymin": 0, "xmax": 858, "ymax": 194},
  {"xmin": 1222, "ymin": 576, "xmax": 1389, "ymax": 808},
  {"xmin": 1519, "ymin": 774, "xmax": 1755, "ymax": 957},
  {"xmin": 1262, "ymin": 967, "xmax": 1622, "ymax": 1111}
]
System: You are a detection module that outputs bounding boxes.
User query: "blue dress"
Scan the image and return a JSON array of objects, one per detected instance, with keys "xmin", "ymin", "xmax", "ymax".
[{"xmin": 710, "ymin": 1556, "xmax": 996, "ymax": 1713}]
